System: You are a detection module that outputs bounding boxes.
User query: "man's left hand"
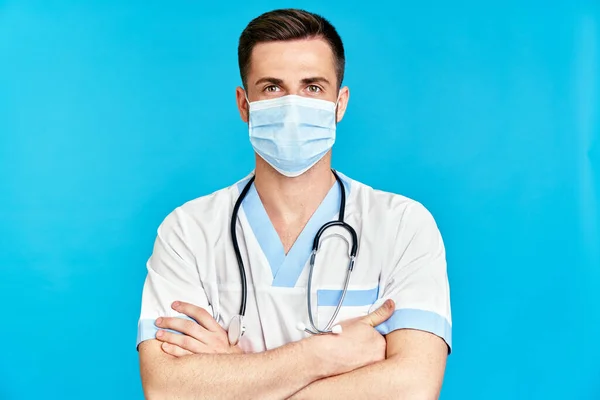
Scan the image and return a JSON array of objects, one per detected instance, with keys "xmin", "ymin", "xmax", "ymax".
[{"xmin": 154, "ymin": 301, "xmax": 243, "ymax": 357}]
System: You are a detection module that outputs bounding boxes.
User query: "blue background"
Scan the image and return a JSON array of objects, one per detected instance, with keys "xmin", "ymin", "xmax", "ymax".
[{"xmin": 1, "ymin": 1, "xmax": 598, "ymax": 399}]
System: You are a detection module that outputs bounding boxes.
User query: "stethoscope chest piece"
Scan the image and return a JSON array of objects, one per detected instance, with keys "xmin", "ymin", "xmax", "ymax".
[{"xmin": 228, "ymin": 315, "xmax": 245, "ymax": 346}]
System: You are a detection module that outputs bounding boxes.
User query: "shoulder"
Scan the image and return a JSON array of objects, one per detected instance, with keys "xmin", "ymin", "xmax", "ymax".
[
  {"xmin": 344, "ymin": 173, "xmax": 440, "ymax": 234},
  {"xmin": 157, "ymin": 173, "xmax": 251, "ymax": 235}
]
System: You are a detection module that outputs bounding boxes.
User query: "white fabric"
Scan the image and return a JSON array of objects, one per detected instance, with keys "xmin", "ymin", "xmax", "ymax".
[{"xmin": 136, "ymin": 172, "xmax": 452, "ymax": 353}]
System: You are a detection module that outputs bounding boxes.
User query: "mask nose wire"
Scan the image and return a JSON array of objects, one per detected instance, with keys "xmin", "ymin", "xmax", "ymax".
[{"xmin": 246, "ymin": 90, "xmax": 340, "ymax": 105}]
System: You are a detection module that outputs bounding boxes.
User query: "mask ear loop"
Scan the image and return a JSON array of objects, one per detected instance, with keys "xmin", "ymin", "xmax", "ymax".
[
  {"xmin": 244, "ymin": 91, "xmax": 251, "ymax": 121},
  {"xmin": 334, "ymin": 90, "xmax": 343, "ymax": 124}
]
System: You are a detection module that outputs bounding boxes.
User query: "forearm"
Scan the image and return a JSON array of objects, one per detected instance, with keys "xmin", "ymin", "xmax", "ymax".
[
  {"xmin": 288, "ymin": 356, "xmax": 438, "ymax": 400},
  {"xmin": 140, "ymin": 338, "xmax": 332, "ymax": 400}
]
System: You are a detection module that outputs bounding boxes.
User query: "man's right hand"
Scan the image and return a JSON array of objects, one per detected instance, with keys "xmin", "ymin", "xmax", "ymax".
[
  {"xmin": 153, "ymin": 297, "xmax": 395, "ymax": 378},
  {"xmin": 311, "ymin": 298, "xmax": 395, "ymax": 376}
]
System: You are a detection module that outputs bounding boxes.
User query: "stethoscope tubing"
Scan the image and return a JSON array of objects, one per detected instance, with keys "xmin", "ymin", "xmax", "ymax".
[{"xmin": 230, "ymin": 169, "xmax": 358, "ymax": 340}]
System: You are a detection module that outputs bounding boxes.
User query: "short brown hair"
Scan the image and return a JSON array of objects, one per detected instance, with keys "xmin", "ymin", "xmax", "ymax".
[{"xmin": 238, "ymin": 9, "xmax": 346, "ymax": 89}]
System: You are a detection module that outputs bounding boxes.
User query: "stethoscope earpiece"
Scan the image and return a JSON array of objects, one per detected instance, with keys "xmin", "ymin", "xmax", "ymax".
[
  {"xmin": 331, "ymin": 325, "xmax": 343, "ymax": 334},
  {"xmin": 296, "ymin": 322, "xmax": 307, "ymax": 332},
  {"xmin": 296, "ymin": 321, "xmax": 342, "ymax": 335},
  {"xmin": 228, "ymin": 315, "xmax": 245, "ymax": 346}
]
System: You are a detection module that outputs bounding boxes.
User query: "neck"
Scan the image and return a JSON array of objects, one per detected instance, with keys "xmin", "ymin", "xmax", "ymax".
[{"xmin": 253, "ymin": 153, "xmax": 335, "ymax": 225}]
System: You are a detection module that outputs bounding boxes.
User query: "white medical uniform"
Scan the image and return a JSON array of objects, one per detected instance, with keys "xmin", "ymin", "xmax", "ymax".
[{"xmin": 136, "ymin": 172, "xmax": 452, "ymax": 353}]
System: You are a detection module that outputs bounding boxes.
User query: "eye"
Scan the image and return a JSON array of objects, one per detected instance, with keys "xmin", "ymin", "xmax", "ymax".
[
  {"xmin": 307, "ymin": 85, "xmax": 322, "ymax": 93},
  {"xmin": 264, "ymin": 85, "xmax": 280, "ymax": 93}
]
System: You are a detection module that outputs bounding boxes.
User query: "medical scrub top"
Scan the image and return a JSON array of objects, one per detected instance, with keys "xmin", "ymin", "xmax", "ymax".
[{"xmin": 136, "ymin": 172, "xmax": 452, "ymax": 353}]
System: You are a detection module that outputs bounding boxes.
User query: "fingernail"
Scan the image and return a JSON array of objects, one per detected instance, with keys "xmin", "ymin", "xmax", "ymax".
[
  {"xmin": 172, "ymin": 301, "xmax": 180, "ymax": 309},
  {"xmin": 155, "ymin": 317, "xmax": 163, "ymax": 326},
  {"xmin": 162, "ymin": 342, "xmax": 169, "ymax": 349},
  {"xmin": 385, "ymin": 300, "xmax": 392, "ymax": 309},
  {"xmin": 156, "ymin": 330, "xmax": 163, "ymax": 338}
]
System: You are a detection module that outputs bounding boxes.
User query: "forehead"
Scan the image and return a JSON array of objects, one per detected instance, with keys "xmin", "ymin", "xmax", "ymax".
[{"xmin": 248, "ymin": 38, "xmax": 336, "ymax": 82}]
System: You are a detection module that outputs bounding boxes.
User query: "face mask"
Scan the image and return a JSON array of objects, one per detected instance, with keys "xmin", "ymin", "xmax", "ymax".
[{"xmin": 247, "ymin": 94, "xmax": 338, "ymax": 177}]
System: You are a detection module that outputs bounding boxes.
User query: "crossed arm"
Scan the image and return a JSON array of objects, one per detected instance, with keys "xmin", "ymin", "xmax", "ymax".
[
  {"xmin": 139, "ymin": 301, "xmax": 448, "ymax": 400},
  {"xmin": 139, "ymin": 336, "xmax": 333, "ymax": 400},
  {"xmin": 288, "ymin": 329, "xmax": 447, "ymax": 400}
]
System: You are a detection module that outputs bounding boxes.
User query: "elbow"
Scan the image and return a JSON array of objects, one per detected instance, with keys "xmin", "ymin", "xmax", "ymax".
[
  {"xmin": 141, "ymin": 376, "xmax": 168, "ymax": 400},
  {"xmin": 141, "ymin": 367, "xmax": 197, "ymax": 400},
  {"xmin": 139, "ymin": 341, "xmax": 195, "ymax": 400},
  {"xmin": 143, "ymin": 388, "xmax": 161, "ymax": 400},
  {"xmin": 140, "ymin": 365, "xmax": 179, "ymax": 400},
  {"xmin": 403, "ymin": 387, "xmax": 441, "ymax": 400},
  {"xmin": 143, "ymin": 380, "xmax": 209, "ymax": 400},
  {"xmin": 142, "ymin": 378, "xmax": 187, "ymax": 400},
  {"xmin": 390, "ymin": 381, "xmax": 441, "ymax": 400},
  {"xmin": 414, "ymin": 393, "xmax": 439, "ymax": 400}
]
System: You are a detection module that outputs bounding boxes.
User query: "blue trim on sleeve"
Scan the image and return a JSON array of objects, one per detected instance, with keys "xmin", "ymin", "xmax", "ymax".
[
  {"xmin": 136, "ymin": 316, "xmax": 193, "ymax": 348},
  {"xmin": 318, "ymin": 287, "xmax": 379, "ymax": 306},
  {"xmin": 375, "ymin": 308, "xmax": 453, "ymax": 352}
]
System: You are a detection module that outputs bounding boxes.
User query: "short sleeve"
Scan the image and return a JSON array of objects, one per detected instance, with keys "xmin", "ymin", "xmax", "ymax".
[
  {"xmin": 373, "ymin": 202, "xmax": 452, "ymax": 352},
  {"xmin": 136, "ymin": 207, "xmax": 213, "ymax": 348}
]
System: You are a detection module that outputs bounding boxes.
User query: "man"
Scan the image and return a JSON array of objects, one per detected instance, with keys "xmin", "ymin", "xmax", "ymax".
[{"xmin": 137, "ymin": 8, "xmax": 451, "ymax": 400}]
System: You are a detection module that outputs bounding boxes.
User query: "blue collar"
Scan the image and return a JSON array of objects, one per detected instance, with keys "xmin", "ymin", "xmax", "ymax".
[{"xmin": 236, "ymin": 173, "xmax": 351, "ymax": 287}]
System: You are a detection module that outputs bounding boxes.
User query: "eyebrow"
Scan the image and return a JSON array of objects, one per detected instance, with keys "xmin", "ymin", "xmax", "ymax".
[
  {"xmin": 300, "ymin": 76, "xmax": 331, "ymax": 86},
  {"xmin": 253, "ymin": 76, "xmax": 332, "ymax": 86},
  {"xmin": 254, "ymin": 77, "xmax": 284, "ymax": 86}
]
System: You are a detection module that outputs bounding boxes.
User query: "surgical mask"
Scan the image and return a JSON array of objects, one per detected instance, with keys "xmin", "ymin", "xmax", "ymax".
[{"xmin": 247, "ymin": 94, "xmax": 337, "ymax": 177}]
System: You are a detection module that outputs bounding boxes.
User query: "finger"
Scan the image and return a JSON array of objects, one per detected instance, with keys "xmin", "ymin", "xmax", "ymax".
[
  {"xmin": 173, "ymin": 301, "xmax": 222, "ymax": 333},
  {"xmin": 156, "ymin": 316, "xmax": 209, "ymax": 339},
  {"xmin": 159, "ymin": 333, "xmax": 223, "ymax": 355},
  {"xmin": 364, "ymin": 299, "xmax": 395, "ymax": 327},
  {"xmin": 161, "ymin": 342, "xmax": 194, "ymax": 357},
  {"xmin": 156, "ymin": 329, "xmax": 205, "ymax": 354}
]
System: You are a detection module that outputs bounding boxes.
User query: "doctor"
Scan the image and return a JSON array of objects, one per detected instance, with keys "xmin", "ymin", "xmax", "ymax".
[{"xmin": 137, "ymin": 8, "xmax": 451, "ymax": 400}]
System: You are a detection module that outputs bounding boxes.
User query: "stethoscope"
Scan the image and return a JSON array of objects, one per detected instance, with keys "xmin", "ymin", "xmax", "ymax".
[{"xmin": 227, "ymin": 169, "xmax": 358, "ymax": 345}]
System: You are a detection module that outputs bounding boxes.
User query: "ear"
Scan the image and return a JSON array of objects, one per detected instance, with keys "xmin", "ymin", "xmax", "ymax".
[
  {"xmin": 335, "ymin": 86, "xmax": 350, "ymax": 123},
  {"xmin": 236, "ymin": 86, "xmax": 249, "ymax": 123}
]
